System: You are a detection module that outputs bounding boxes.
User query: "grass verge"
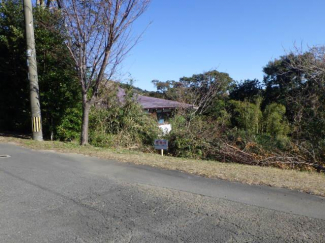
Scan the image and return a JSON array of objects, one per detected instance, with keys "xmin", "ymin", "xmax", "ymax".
[{"xmin": 1, "ymin": 135, "xmax": 325, "ymax": 197}]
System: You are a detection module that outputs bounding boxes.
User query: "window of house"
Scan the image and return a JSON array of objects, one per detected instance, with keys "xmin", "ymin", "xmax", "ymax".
[
  {"xmin": 157, "ymin": 112, "xmax": 165, "ymax": 124},
  {"xmin": 157, "ymin": 111, "xmax": 172, "ymax": 124}
]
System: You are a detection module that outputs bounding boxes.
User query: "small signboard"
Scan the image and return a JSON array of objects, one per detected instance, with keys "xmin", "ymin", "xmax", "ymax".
[{"xmin": 154, "ymin": 139, "xmax": 168, "ymax": 150}]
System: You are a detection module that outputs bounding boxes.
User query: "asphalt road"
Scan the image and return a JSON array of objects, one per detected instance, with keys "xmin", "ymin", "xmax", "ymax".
[{"xmin": 0, "ymin": 143, "xmax": 324, "ymax": 242}]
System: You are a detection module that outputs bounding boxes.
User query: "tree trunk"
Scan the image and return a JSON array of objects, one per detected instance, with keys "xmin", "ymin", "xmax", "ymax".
[{"xmin": 81, "ymin": 95, "xmax": 90, "ymax": 145}]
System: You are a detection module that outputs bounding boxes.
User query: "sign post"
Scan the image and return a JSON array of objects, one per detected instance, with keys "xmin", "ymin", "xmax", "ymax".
[{"xmin": 154, "ymin": 139, "xmax": 168, "ymax": 156}]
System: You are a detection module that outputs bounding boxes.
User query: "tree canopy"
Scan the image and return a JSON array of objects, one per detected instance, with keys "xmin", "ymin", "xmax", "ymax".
[{"xmin": 0, "ymin": 0, "xmax": 80, "ymax": 138}]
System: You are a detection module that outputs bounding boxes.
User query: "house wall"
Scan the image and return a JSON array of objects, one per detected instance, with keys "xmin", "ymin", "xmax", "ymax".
[{"xmin": 158, "ymin": 124, "xmax": 172, "ymax": 135}]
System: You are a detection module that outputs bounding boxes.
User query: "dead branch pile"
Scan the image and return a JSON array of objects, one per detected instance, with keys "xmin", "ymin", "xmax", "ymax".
[
  {"xmin": 218, "ymin": 143, "xmax": 324, "ymax": 172},
  {"xmin": 219, "ymin": 143, "xmax": 258, "ymax": 165}
]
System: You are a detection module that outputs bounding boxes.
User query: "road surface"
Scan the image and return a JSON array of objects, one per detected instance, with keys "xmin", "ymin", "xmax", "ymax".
[{"xmin": 0, "ymin": 143, "xmax": 324, "ymax": 242}]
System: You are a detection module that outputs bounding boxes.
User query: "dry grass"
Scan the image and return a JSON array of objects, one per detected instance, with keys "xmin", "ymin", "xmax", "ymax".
[{"xmin": 1, "ymin": 135, "xmax": 325, "ymax": 197}]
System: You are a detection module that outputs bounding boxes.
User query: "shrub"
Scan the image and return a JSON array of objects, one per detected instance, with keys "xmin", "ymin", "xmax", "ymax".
[
  {"xmin": 89, "ymin": 87, "xmax": 160, "ymax": 148},
  {"xmin": 263, "ymin": 103, "xmax": 290, "ymax": 136},
  {"xmin": 56, "ymin": 107, "xmax": 82, "ymax": 141},
  {"xmin": 165, "ymin": 115, "xmax": 219, "ymax": 159}
]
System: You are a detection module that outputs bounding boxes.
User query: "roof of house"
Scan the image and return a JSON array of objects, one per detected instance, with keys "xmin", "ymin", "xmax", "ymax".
[{"xmin": 117, "ymin": 88, "xmax": 194, "ymax": 110}]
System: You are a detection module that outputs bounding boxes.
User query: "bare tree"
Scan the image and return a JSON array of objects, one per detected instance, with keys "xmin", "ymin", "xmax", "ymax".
[
  {"xmin": 287, "ymin": 46, "xmax": 325, "ymax": 77},
  {"xmin": 58, "ymin": 0, "xmax": 150, "ymax": 145}
]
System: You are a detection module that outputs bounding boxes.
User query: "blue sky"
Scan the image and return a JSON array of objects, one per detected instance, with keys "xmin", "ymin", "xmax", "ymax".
[{"xmin": 120, "ymin": 0, "xmax": 325, "ymax": 91}]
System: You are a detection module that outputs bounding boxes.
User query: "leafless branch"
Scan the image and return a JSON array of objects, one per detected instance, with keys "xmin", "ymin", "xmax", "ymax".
[{"xmin": 58, "ymin": 0, "xmax": 150, "ymax": 144}]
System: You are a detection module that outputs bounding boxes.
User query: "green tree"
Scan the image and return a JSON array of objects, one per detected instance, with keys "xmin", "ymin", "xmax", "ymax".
[
  {"xmin": 228, "ymin": 99, "xmax": 262, "ymax": 134},
  {"xmin": 152, "ymin": 70, "xmax": 233, "ymax": 115},
  {"xmin": 263, "ymin": 55, "xmax": 303, "ymax": 107},
  {"xmin": 263, "ymin": 103, "xmax": 289, "ymax": 136},
  {"xmin": 0, "ymin": 0, "xmax": 30, "ymax": 131},
  {"xmin": 229, "ymin": 79, "xmax": 263, "ymax": 102},
  {"xmin": 0, "ymin": 0, "xmax": 80, "ymax": 138},
  {"xmin": 33, "ymin": 7, "xmax": 80, "ymax": 139},
  {"xmin": 263, "ymin": 51, "xmax": 325, "ymax": 140}
]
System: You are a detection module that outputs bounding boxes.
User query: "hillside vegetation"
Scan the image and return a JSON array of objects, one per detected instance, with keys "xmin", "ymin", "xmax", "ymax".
[{"xmin": 1, "ymin": 0, "xmax": 325, "ymax": 172}]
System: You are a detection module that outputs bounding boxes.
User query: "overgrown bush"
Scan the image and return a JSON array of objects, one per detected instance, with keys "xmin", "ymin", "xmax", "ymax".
[
  {"xmin": 89, "ymin": 87, "xmax": 160, "ymax": 148},
  {"xmin": 163, "ymin": 112, "xmax": 304, "ymax": 169},
  {"xmin": 165, "ymin": 115, "xmax": 220, "ymax": 159},
  {"xmin": 56, "ymin": 107, "xmax": 82, "ymax": 141},
  {"xmin": 225, "ymin": 129, "xmax": 292, "ymax": 153}
]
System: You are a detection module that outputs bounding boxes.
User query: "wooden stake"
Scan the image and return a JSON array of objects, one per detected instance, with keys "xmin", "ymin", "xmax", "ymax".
[{"xmin": 161, "ymin": 149, "xmax": 164, "ymax": 156}]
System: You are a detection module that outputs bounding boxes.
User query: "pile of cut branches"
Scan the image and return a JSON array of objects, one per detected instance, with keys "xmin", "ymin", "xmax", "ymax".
[{"xmin": 218, "ymin": 142, "xmax": 325, "ymax": 172}]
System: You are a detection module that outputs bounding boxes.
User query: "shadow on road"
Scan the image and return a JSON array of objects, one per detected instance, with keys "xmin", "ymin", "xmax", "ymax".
[{"xmin": 0, "ymin": 132, "xmax": 31, "ymax": 140}]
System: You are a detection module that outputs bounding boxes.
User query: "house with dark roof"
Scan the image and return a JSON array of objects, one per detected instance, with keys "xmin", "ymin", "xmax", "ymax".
[{"xmin": 117, "ymin": 88, "xmax": 195, "ymax": 133}]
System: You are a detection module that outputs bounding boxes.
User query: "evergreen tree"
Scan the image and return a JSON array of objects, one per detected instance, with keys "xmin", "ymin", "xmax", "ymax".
[{"xmin": 0, "ymin": 0, "xmax": 80, "ymax": 138}]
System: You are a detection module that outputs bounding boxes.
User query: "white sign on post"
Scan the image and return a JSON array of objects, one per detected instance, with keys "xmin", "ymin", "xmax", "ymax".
[{"xmin": 154, "ymin": 139, "xmax": 168, "ymax": 150}]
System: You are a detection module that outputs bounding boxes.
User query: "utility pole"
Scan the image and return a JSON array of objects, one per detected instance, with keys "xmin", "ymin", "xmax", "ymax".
[{"xmin": 23, "ymin": 0, "xmax": 43, "ymax": 141}]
